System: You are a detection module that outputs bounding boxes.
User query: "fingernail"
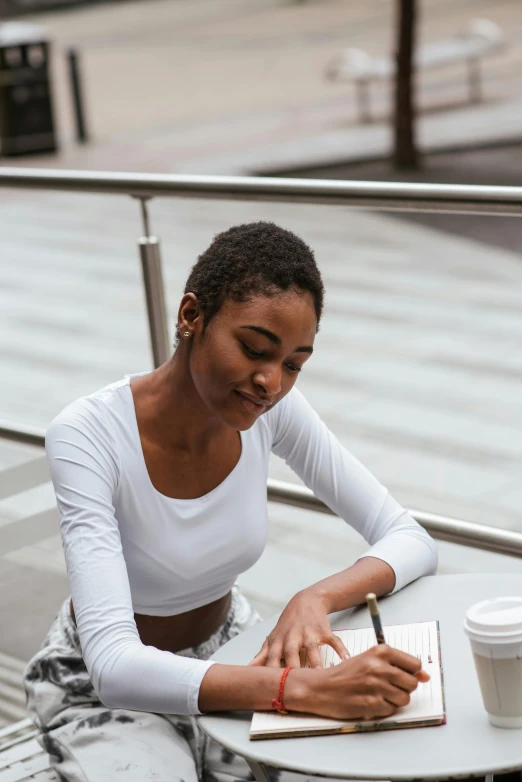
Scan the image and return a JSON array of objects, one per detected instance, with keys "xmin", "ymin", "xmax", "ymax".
[{"xmin": 343, "ymin": 654, "xmax": 351, "ymax": 660}]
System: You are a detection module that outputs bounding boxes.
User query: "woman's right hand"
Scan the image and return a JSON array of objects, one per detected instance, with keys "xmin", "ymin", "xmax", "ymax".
[{"xmin": 285, "ymin": 644, "xmax": 430, "ymax": 721}]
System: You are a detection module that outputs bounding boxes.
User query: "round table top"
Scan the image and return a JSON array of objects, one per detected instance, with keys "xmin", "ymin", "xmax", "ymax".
[{"xmin": 199, "ymin": 573, "xmax": 522, "ymax": 781}]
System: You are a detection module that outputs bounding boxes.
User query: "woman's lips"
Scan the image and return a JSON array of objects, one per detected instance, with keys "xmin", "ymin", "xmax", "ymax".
[{"xmin": 234, "ymin": 390, "xmax": 268, "ymax": 414}]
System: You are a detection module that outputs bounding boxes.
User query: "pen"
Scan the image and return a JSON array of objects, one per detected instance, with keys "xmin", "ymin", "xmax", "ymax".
[{"xmin": 366, "ymin": 592, "xmax": 386, "ymax": 645}]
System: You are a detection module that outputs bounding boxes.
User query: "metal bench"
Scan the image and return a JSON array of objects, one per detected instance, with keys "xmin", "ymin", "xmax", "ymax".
[
  {"xmin": 325, "ymin": 18, "xmax": 506, "ymax": 122},
  {"xmin": 0, "ymin": 719, "xmax": 56, "ymax": 781}
]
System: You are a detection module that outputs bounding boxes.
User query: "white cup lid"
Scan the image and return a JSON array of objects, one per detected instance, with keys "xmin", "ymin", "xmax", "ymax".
[{"xmin": 464, "ymin": 596, "xmax": 522, "ymax": 643}]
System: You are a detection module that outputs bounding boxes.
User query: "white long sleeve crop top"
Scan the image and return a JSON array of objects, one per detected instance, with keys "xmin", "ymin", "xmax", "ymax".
[{"xmin": 45, "ymin": 373, "xmax": 437, "ymax": 716}]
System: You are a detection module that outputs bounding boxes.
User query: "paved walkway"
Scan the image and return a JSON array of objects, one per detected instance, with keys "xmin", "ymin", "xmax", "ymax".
[{"xmin": 5, "ymin": 0, "xmax": 522, "ymax": 175}]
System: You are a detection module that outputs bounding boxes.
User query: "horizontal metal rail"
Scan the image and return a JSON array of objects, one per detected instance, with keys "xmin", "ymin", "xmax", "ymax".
[
  {"xmin": 1, "ymin": 423, "xmax": 522, "ymax": 559},
  {"xmin": 2, "ymin": 167, "xmax": 522, "ymax": 215},
  {"xmin": 267, "ymin": 480, "xmax": 522, "ymax": 560},
  {"xmin": 0, "ymin": 420, "xmax": 47, "ymax": 449}
]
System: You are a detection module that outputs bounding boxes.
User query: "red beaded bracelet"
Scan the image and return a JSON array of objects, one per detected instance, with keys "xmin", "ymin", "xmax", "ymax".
[{"xmin": 271, "ymin": 666, "xmax": 292, "ymax": 714}]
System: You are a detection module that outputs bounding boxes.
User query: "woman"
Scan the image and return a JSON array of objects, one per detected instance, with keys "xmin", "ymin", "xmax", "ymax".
[{"xmin": 24, "ymin": 221, "xmax": 437, "ymax": 782}]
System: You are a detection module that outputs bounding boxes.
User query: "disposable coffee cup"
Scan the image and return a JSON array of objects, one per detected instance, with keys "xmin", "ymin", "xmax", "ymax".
[{"xmin": 464, "ymin": 596, "xmax": 522, "ymax": 728}]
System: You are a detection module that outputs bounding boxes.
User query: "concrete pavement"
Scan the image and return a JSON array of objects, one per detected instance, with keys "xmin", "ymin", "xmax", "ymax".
[{"xmin": 3, "ymin": 0, "xmax": 521, "ymax": 175}]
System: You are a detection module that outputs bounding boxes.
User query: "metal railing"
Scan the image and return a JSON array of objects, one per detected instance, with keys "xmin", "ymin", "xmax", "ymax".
[
  {"xmin": 1, "ymin": 421, "xmax": 522, "ymax": 560},
  {"xmin": 1, "ymin": 167, "xmax": 522, "ymax": 559},
  {"xmin": 3, "ymin": 167, "xmax": 522, "ymax": 367},
  {"xmin": 3, "ymin": 167, "xmax": 522, "ymax": 213}
]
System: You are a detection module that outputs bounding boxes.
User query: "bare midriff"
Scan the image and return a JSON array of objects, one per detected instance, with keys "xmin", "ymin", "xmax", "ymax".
[{"xmin": 70, "ymin": 590, "xmax": 232, "ymax": 653}]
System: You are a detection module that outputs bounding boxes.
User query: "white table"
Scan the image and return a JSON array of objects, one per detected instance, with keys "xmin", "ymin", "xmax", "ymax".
[{"xmin": 199, "ymin": 574, "xmax": 522, "ymax": 782}]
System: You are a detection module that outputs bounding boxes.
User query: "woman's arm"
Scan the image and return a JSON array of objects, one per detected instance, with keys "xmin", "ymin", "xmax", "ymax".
[
  {"xmin": 253, "ymin": 388, "xmax": 438, "ymax": 667},
  {"xmin": 268, "ymin": 387, "xmax": 438, "ymax": 591},
  {"xmin": 199, "ymin": 646, "xmax": 428, "ymax": 718},
  {"xmin": 249, "ymin": 558, "xmax": 395, "ymax": 669},
  {"xmin": 305, "ymin": 556, "xmax": 396, "ymax": 614},
  {"xmin": 46, "ymin": 403, "xmax": 216, "ymax": 715}
]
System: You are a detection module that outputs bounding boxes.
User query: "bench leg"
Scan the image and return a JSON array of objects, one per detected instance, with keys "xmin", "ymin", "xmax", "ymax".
[
  {"xmin": 468, "ymin": 57, "xmax": 481, "ymax": 102},
  {"xmin": 356, "ymin": 78, "xmax": 371, "ymax": 123},
  {"xmin": 245, "ymin": 758, "xmax": 273, "ymax": 782}
]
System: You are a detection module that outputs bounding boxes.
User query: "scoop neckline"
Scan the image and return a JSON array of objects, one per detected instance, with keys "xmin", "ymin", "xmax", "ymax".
[{"xmin": 124, "ymin": 373, "xmax": 244, "ymax": 503}]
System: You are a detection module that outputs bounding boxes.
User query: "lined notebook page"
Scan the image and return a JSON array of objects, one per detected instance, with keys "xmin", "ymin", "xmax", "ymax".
[{"xmin": 250, "ymin": 621, "xmax": 444, "ymax": 738}]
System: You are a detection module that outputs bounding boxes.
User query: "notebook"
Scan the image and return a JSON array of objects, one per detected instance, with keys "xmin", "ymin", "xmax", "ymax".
[{"xmin": 250, "ymin": 621, "xmax": 445, "ymax": 740}]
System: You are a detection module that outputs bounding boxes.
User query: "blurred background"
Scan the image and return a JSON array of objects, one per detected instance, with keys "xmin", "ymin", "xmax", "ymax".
[{"xmin": 0, "ymin": 0, "xmax": 521, "ymax": 728}]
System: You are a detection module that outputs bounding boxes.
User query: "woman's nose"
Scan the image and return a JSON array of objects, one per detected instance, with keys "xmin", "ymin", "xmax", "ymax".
[{"xmin": 253, "ymin": 364, "xmax": 282, "ymax": 397}]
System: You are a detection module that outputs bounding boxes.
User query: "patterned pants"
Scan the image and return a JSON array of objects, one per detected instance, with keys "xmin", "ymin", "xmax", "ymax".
[{"xmin": 24, "ymin": 587, "xmax": 340, "ymax": 782}]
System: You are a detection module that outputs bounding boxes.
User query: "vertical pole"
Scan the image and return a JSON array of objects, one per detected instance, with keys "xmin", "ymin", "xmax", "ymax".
[
  {"xmin": 136, "ymin": 197, "xmax": 170, "ymax": 368},
  {"xmin": 245, "ymin": 760, "xmax": 273, "ymax": 782},
  {"xmin": 393, "ymin": 0, "xmax": 418, "ymax": 169},
  {"xmin": 468, "ymin": 58, "xmax": 481, "ymax": 103},
  {"xmin": 356, "ymin": 78, "xmax": 371, "ymax": 123},
  {"xmin": 67, "ymin": 48, "xmax": 88, "ymax": 144}
]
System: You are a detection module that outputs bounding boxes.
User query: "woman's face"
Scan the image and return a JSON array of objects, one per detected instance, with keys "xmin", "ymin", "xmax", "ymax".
[{"xmin": 183, "ymin": 289, "xmax": 317, "ymax": 430}]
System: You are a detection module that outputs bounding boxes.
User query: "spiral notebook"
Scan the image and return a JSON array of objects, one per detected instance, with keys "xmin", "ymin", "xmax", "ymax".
[{"xmin": 250, "ymin": 621, "xmax": 445, "ymax": 740}]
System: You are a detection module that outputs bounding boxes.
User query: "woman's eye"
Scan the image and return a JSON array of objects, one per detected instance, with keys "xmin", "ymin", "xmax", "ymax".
[
  {"xmin": 242, "ymin": 343, "xmax": 263, "ymax": 358},
  {"xmin": 242, "ymin": 343, "xmax": 301, "ymax": 373}
]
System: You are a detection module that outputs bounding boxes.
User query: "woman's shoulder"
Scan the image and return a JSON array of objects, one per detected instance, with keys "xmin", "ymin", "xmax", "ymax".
[{"xmin": 46, "ymin": 376, "xmax": 132, "ymax": 448}]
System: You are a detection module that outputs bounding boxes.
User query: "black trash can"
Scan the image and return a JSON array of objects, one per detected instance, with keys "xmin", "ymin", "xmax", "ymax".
[{"xmin": 0, "ymin": 23, "xmax": 58, "ymax": 156}]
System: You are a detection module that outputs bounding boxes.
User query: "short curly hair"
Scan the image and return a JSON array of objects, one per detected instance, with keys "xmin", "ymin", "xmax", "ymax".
[{"xmin": 180, "ymin": 221, "xmax": 324, "ymax": 338}]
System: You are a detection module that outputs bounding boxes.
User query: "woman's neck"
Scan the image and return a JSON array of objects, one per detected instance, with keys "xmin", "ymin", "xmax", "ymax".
[{"xmin": 131, "ymin": 354, "xmax": 228, "ymax": 455}]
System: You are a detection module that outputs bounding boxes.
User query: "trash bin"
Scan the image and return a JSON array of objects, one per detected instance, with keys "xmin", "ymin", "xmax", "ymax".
[{"xmin": 0, "ymin": 22, "xmax": 58, "ymax": 156}]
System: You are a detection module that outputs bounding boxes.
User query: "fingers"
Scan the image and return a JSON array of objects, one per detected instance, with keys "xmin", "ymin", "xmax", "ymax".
[
  {"xmin": 304, "ymin": 643, "xmax": 323, "ymax": 669},
  {"xmin": 296, "ymin": 632, "xmax": 349, "ymax": 669},
  {"xmin": 384, "ymin": 646, "xmax": 425, "ymax": 676},
  {"xmin": 362, "ymin": 696, "xmax": 397, "ymax": 721},
  {"xmin": 283, "ymin": 647, "xmax": 302, "ymax": 670},
  {"xmin": 374, "ymin": 699, "xmax": 398, "ymax": 719},
  {"xmin": 370, "ymin": 646, "xmax": 430, "ymax": 690},
  {"xmin": 263, "ymin": 636, "xmax": 328, "ymax": 669},
  {"xmin": 372, "ymin": 662, "xmax": 432, "ymax": 713},
  {"xmin": 327, "ymin": 633, "xmax": 351, "ymax": 662},
  {"xmin": 283, "ymin": 639, "xmax": 321, "ymax": 669},
  {"xmin": 378, "ymin": 680, "xmax": 412, "ymax": 709},
  {"xmin": 248, "ymin": 639, "xmax": 269, "ymax": 667},
  {"xmin": 388, "ymin": 667, "xmax": 420, "ymax": 694},
  {"xmin": 265, "ymin": 654, "xmax": 285, "ymax": 668},
  {"xmin": 386, "ymin": 647, "xmax": 430, "ymax": 683}
]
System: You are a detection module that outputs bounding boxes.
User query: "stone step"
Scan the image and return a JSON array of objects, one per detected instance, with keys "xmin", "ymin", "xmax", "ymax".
[
  {"xmin": 0, "ymin": 672, "xmax": 22, "ymax": 695},
  {"xmin": 0, "ymin": 683, "xmax": 24, "ymax": 710},
  {"xmin": 0, "ymin": 656, "xmax": 26, "ymax": 729},
  {"xmin": 0, "ymin": 657, "xmax": 24, "ymax": 675}
]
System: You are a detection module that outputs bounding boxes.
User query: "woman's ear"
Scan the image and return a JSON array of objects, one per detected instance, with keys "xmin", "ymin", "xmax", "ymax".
[{"xmin": 178, "ymin": 293, "xmax": 204, "ymax": 338}]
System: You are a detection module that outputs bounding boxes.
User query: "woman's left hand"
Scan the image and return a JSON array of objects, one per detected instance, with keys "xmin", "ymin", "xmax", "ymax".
[{"xmin": 248, "ymin": 589, "xmax": 350, "ymax": 669}]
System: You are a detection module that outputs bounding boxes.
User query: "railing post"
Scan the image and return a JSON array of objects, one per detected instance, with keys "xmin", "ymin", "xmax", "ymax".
[{"xmin": 136, "ymin": 197, "xmax": 170, "ymax": 368}]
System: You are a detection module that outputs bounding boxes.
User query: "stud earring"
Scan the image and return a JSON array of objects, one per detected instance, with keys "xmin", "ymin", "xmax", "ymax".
[{"xmin": 183, "ymin": 331, "xmax": 191, "ymax": 338}]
